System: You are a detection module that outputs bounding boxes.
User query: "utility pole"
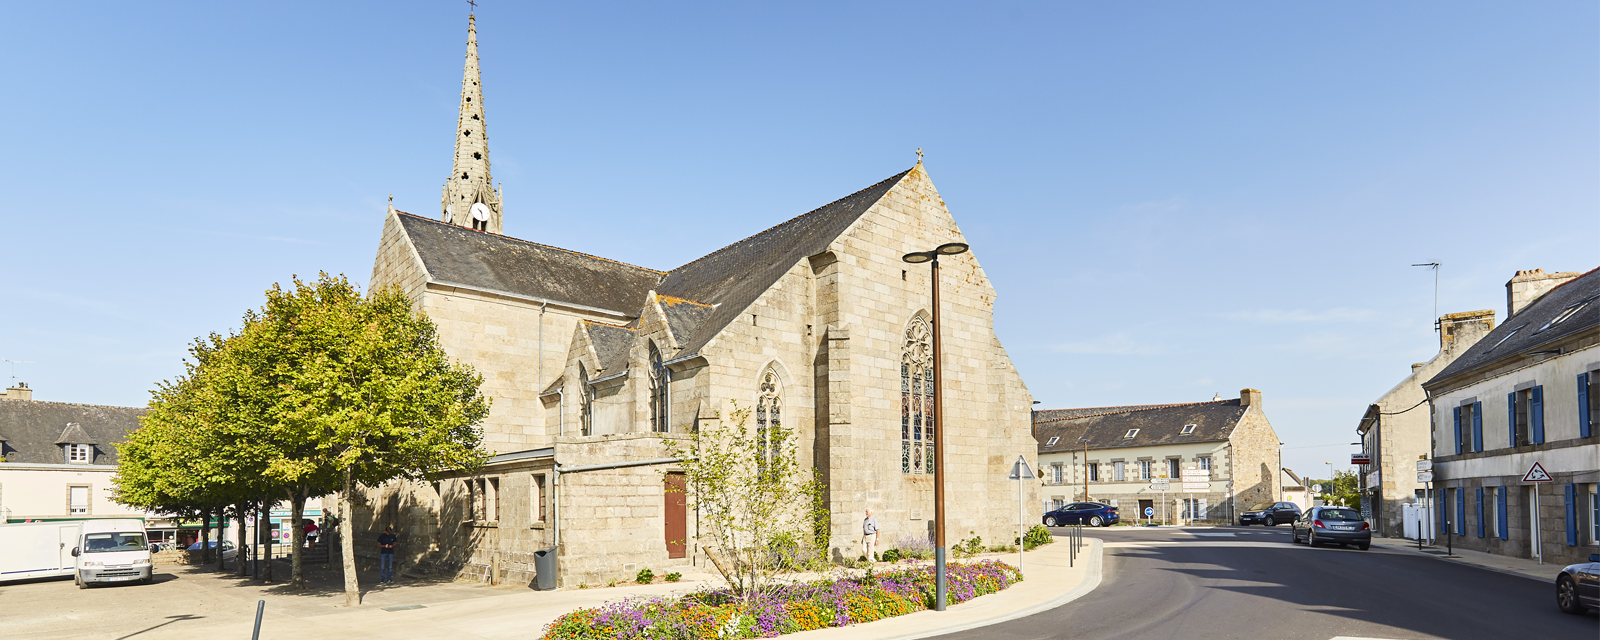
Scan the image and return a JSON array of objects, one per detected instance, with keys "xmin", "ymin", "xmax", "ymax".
[{"xmin": 1412, "ymin": 263, "xmax": 1440, "ymax": 332}]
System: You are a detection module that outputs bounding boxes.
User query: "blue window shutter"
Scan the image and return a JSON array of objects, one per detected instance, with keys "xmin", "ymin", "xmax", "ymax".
[
  {"xmin": 1476, "ymin": 487, "xmax": 1485, "ymax": 537},
  {"xmin": 1507, "ymin": 392, "xmax": 1517, "ymax": 448},
  {"xmin": 1531, "ymin": 386, "xmax": 1545, "ymax": 444},
  {"xmin": 1472, "ymin": 402, "xmax": 1484, "ymax": 452},
  {"xmin": 1579, "ymin": 373, "xmax": 1591, "ymax": 439},
  {"xmin": 1439, "ymin": 490, "xmax": 1449, "ymax": 537},
  {"xmin": 1456, "ymin": 489, "xmax": 1466, "ymax": 535},
  {"xmin": 1497, "ymin": 489, "xmax": 1509, "ymax": 540},
  {"xmin": 1566, "ymin": 484, "xmax": 1578, "ymax": 546},
  {"xmin": 1453, "ymin": 406, "xmax": 1463, "ymax": 455}
]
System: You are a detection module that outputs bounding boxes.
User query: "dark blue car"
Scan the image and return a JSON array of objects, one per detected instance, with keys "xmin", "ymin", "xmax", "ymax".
[{"xmin": 1043, "ymin": 502, "xmax": 1120, "ymax": 527}]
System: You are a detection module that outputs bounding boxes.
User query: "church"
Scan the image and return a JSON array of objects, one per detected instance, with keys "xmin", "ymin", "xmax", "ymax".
[{"xmin": 360, "ymin": 14, "xmax": 1038, "ymax": 587}]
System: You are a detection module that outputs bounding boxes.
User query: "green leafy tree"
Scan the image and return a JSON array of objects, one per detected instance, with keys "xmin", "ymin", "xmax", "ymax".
[{"xmin": 661, "ymin": 402, "xmax": 826, "ymax": 600}]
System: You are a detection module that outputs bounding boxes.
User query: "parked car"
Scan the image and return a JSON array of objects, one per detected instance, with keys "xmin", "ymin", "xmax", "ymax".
[
  {"xmin": 1239, "ymin": 502, "xmax": 1302, "ymax": 526},
  {"xmin": 1042, "ymin": 502, "xmax": 1120, "ymax": 527},
  {"xmin": 187, "ymin": 540, "xmax": 239, "ymax": 561},
  {"xmin": 1556, "ymin": 554, "xmax": 1600, "ymax": 614},
  {"xmin": 1290, "ymin": 506, "xmax": 1371, "ymax": 550}
]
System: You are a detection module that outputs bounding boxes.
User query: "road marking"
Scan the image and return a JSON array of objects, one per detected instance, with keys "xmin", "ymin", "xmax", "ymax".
[
  {"xmin": 1329, "ymin": 637, "xmax": 1407, "ymax": 640},
  {"xmin": 1189, "ymin": 533, "xmax": 1236, "ymax": 537}
]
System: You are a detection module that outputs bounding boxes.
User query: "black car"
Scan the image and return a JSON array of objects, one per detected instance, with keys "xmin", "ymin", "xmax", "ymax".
[
  {"xmin": 1290, "ymin": 506, "xmax": 1371, "ymax": 550},
  {"xmin": 1240, "ymin": 502, "xmax": 1301, "ymax": 526},
  {"xmin": 1043, "ymin": 502, "xmax": 1120, "ymax": 527},
  {"xmin": 1557, "ymin": 553, "xmax": 1600, "ymax": 614}
]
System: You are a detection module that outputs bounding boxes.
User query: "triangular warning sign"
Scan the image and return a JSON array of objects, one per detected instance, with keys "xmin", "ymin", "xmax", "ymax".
[{"xmin": 1523, "ymin": 461, "xmax": 1553, "ymax": 483}]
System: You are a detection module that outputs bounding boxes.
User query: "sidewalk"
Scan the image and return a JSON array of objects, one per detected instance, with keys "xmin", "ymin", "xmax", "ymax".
[
  {"xmin": 1368, "ymin": 536, "xmax": 1565, "ymax": 582},
  {"xmin": 135, "ymin": 536, "xmax": 1104, "ymax": 640}
]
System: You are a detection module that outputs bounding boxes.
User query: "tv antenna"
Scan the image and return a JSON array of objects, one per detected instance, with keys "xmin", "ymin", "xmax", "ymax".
[
  {"xmin": 2, "ymin": 360, "xmax": 34, "ymax": 383},
  {"xmin": 1412, "ymin": 263, "xmax": 1439, "ymax": 332}
]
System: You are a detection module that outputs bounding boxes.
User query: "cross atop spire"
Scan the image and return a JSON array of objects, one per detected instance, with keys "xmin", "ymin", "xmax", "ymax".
[{"xmin": 441, "ymin": 12, "xmax": 502, "ymax": 234}]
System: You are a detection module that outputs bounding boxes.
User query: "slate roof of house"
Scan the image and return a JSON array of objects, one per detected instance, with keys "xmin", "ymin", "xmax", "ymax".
[
  {"xmin": 54, "ymin": 422, "xmax": 97, "ymax": 445},
  {"xmin": 397, "ymin": 213, "xmax": 664, "ymax": 315},
  {"xmin": 1034, "ymin": 399, "xmax": 1247, "ymax": 453},
  {"xmin": 1034, "ymin": 404, "xmax": 1192, "ymax": 423},
  {"xmin": 1427, "ymin": 266, "xmax": 1600, "ymax": 386},
  {"xmin": 655, "ymin": 169, "xmax": 911, "ymax": 357},
  {"xmin": 658, "ymin": 295, "xmax": 715, "ymax": 352},
  {"xmin": 584, "ymin": 321, "xmax": 637, "ymax": 378},
  {"xmin": 0, "ymin": 400, "xmax": 145, "ymax": 465}
]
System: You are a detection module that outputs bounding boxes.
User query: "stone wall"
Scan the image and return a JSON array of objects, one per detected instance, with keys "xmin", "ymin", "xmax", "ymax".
[{"xmin": 1229, "ymin": 399, "xmax": 1281, "ymax": 512}]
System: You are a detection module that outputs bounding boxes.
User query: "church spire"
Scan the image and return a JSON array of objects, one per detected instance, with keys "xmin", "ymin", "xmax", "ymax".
[{"xmin": 442, "ymin": 13, "xmax": 503, "ymax": 234}]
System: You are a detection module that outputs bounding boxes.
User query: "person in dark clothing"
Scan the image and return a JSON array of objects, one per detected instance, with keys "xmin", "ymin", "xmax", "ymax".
[{"xmin": 377, "ymin": 526, "xmax": 397, "ymax": 583}]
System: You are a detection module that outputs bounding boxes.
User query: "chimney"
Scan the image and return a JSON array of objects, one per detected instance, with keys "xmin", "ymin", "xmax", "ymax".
[
  {"xmin": 1506, "ymin": 269, "xmax": 1580, "ymax": 319},
  {"xmin": 1, "ymin": 382, "xmax": 32, "ymax": 402},
  {"xmin": 1438, "ymin": 310, "xmax": 1496, "ymax": 354},
  {"xmin": 1240, "ymin": 388, "xmax": 1262, "ymax": 409}
]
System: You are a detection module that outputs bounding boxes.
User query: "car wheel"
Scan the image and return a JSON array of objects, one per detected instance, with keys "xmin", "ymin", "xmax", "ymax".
[
  {"xmin": 1044, "ymin": 516, "xmax": 1058, "ymax": 527},
  {"xmin": 1089, "ymin": 516, "xmax": 1104, "ymax": 527},
  {"xmin": 1558, "ymin": 575, "xmax": 1587, "ymax": 614},
  {"xmin": 1308, "ymin": 530, "xmax": 1318, "ymax": 547},
  {"xmin": 1358, "ymin": 543, "xmax": 1370, "ymax": 551},
  {"xmin": 77, "ymin": 573, "xmax": 89, "ymax": 590}
]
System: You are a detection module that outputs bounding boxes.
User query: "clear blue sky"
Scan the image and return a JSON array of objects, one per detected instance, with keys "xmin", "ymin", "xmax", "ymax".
[{"xmin": 2, "ymin": 2, "xmax": 1595, "ymax": 477}]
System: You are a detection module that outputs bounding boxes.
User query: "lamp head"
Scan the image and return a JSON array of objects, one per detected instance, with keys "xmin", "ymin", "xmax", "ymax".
[
  {"xmin": 902, "ymin": 251, "xmax": 935, "ymax": 264},
  {"xmin": 936, "ymin": 242, "xmax": 969, "ymax": 256}
]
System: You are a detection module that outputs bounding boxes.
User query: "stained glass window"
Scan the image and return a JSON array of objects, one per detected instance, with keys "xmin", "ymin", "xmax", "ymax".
[
  {"xmin": 757, "ymin": 368, "xmax": 781, "ymax": 478},
  {"xmin": 649, "ymin": 343, "xmax": 669, "ymax": 433},
  {"xmin": 902, "ymin": 316, "xmax": 934, "ymax": 475}
]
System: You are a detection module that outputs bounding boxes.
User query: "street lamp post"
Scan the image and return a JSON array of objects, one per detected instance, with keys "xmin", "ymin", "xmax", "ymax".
[{"xmin": 903, "ymin": 241, "xmax": 968, "ymax": 612}]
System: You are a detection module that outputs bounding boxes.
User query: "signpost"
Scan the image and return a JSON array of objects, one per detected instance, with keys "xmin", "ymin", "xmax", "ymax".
[
  {"xmin": 1181, "ymin": 469, "xmax": 1209, "ymax": 525},
  {"xmin": 1417, "ymin": 458, "xmax": 1432, "ymax": 549},
  {"xmin": 1416, "ymin": 471, "xmax": 1433, "ymax": 483},
  {"xmin": 1523, "ymin": 461, "xmax": 1552, "ymax": 565},
  {"xmin": 1009, "ymin": 456, "xmax": 1035, "ymax": 575},
  {"xmin": 1350, "ymin": 453, "xmax": 1371, "ymax": 465}
]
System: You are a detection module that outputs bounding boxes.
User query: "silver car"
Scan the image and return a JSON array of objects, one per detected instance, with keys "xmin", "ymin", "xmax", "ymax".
[{"xmin": 1557, "ymin": 553, "xmax": 1600, "ymax": 615}]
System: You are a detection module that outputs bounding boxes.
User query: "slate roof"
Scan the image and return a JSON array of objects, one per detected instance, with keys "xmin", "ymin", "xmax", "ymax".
[
  {"xmin": 584, "ymin": 321, "xmax": 637, "ymax": 378},
  {"xmin": 397, "ymin": 213, "xmax": 663, "ymax": 315},
  {"xmin": 54, "ymin": 423, "xmax": 97, "ymax": 445},
  {"xmin": 658, "ymin": 295, "xmax": 714, "ymax": 352},
  {"xmin": 1034, "ymin": 404, "xmax": 1193, "ymax": 423},
  {"xmin": 1427, "ymin": 266, "xmax": 1600, "ymax": 386},
  {"xmin": 0, "ymin": 401, "xmax": 145, "ymax": 465},
  {"xmin": 655, "ymin": 170, "xmax": 911, "ymax": 357},
  {"xmin": 1034, "ymin": 399, "xmax": 1246, "ymax": 454}
]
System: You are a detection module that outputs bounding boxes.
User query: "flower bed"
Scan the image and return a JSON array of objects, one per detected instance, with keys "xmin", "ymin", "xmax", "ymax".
[{"xmin": 540, "ymin": 560, "xmax": 1023, "ymax": 639}]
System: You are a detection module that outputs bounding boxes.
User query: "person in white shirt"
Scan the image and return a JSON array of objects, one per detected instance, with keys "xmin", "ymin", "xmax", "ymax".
[{"xmin": 862, "ymin": 508, "xmax": 880, "ymax": 562}]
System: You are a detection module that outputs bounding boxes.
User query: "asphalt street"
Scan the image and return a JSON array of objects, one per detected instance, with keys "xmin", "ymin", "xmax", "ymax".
[{"xmin": 932, "ymin": 525, "xmax": 1598, "ymax": 640}]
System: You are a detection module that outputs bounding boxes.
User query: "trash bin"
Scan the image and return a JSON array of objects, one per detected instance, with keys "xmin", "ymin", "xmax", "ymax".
[{"xmin": 533, "ymin": 547, "xmax": 558, "ymax": 591}]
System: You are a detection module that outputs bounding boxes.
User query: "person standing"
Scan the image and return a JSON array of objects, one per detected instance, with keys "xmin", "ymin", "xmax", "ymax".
[
  {"xmin": 862, "ymin": 508, "xmax": 880, "ymax": 563},
  {"xmin": 377, "ymin": 525, "xmax": 397, "ymax": 583}
]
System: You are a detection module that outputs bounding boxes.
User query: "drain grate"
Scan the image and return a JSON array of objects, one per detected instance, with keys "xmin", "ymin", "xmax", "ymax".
[{"xmin": 382, "ymin": 604, "xmax": 426, "ymax": 612}]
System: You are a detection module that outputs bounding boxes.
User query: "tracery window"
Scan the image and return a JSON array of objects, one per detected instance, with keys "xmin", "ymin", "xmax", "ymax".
[
  {"xmin": 579, "ymin": 364, "xmax": 594, "ymax": 436},
  {"xmin": 902, "ymin": 316, "xmax": 934, "ymax": 475},
  {"xmin": 756, "ymin": 368, "xmax": 782, "ymax": 477},
  {"xmin": 649, "ymin": 343, "xmax": 669, "ymax": 433}
]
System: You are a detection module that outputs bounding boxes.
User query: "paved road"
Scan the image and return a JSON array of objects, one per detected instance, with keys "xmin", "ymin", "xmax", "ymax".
[{"xmin": 933, "ymin": 526, "xmax": 1597, "ymax": 640}]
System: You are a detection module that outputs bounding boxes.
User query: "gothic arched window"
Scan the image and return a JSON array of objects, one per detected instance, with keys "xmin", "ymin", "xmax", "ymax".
[
  {"xmin": 902, "ymin": 316, "xmax": 934, "ymax": 474},
  {"xmin": 579, "ymin": 364, "xmax": 594, "ymax": 436},
  {"xmin": 649, "ymin": 343, "xmax": 669, "ymax": 433},
  {"xmin": 756, "ymin": 368, "xmax": 782, "ymax": 477}
]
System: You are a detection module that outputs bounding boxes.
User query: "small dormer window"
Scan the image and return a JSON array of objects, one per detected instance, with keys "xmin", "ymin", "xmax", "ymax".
[
  {"xmin": 1124, "ymin": 429, "xmax": 1139, "ymax": 439},
  {"xmin": 67, "ymin": 444, "xmax": 90, "ymax": 464},
  {"xmin": 1181, "ymin": 424, "xmax": 1197, "ymax": 435},
  {"xmin": 1045, "ymin": 436, "xmax": 1060, "ymax": 446}
]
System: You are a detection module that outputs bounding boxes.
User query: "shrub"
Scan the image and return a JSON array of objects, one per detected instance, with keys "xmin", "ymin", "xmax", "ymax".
[
  {"xmin": 880, "ymin": 548, "xmax": 902, "ymax": 563},
  {"xmin": 664, "ymin": 572, "xmax": 682, "ymax": 583},
  {"xmin": 636, "ymin": 568, "xmax": 655, "ymax": 584},
  {"xmin": 1023, "ymin": 525, "xmax": 1052, "ymax": 550},
  {"xmin": 890, "ymin": 532, "xmax": 933, "ymax": 560}
]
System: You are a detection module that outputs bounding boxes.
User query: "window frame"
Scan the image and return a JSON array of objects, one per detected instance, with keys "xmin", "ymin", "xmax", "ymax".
[
  {"xmin": 757, "ymin": 367, "xmax": 782, "ymax": 477},
  {"xmin": 66, "ymin": 444, "xmax": 91, "ymax": 464},
  {"xmin": 1113, "ymin": 461, "xmax": 1126, "ymax": 482},
  {"xmin": 648, "ymin": 343, "xmax": 670, "ymax": 433},
  {"xmin": 67, "ymin": 484, "xmax": 90, "ymax": 515},
  {"xmin": 901, "ymin": 316, "xmax": 934, "ymax": 475}
]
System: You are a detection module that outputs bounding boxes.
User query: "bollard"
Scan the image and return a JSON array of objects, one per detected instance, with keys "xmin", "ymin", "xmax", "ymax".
[{"xmin": 251, "ymin": 600, "xmax": 265, "ymax": 640}]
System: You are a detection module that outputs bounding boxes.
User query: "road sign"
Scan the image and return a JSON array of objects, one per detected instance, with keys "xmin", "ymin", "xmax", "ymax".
[
  {"xmin": 1522, "ymin": 462, "xmax": 1553, "ymax": 483},
  {"xmin": 1417, "ymin": 471, "xmax": 1433, "ymax": 483},
  {"xmin": 1311, "ymin": 483, "xmax": 1324, "ymax": 494},
  {"xmin": 1150, "ymin": 483, "xmax": 1170, "ymax": 491},
  {"xmin": 1182, "ymin": 482, "xmax": 1209, "ymax": 493},
  {"xmin": 1009, "ymin": 456, "xmax": 1035, "ymax": 480},
  {"xmin": 1181, "ymin": 470, "xmax": 1209, "ymax": 480},
  {"xmin": 1351, "ymin": 454, "xmax": 1372, "ymax": 465},
  {"xmin": 1416, "ymin": 459, "xmax": 1432, "ymax": 472},
  {"xmin": 1144, "ymin": 507, "xmax": 1155, "ymax": 517}
]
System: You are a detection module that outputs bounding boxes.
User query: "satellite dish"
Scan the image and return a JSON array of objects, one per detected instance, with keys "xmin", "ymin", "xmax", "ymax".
[
  {"xmin": 470, "ymin": 202, "xmax": 491, "ymax": 221},
  {"xmin": 443, "ymin": 210, "xmax": 453, "ymax": 223}
]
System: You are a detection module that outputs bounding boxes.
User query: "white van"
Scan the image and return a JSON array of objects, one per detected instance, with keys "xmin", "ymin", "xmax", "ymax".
[
  {"xmin": 0, "ymin": 521, "xmax": 82, "ymax": 582},
  {"xmin": 69, "ymin": 519, "xmax": 152, "ymax": 587}
]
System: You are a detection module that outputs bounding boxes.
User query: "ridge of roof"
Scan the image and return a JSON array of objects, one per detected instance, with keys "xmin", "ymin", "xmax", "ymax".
[
  {"xmin": 1034, "ymin": 399, "xmax": 1235, "ymax": 424},
  {"xmin": 396, "ymin": 211, "xmax": 667, "ymax": 276},
  {"xmin": 655, "ymin": 294, "xmax": 712, "ymax": 308}
]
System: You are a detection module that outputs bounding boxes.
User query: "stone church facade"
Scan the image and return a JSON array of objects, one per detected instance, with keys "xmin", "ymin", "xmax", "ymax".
[{"xmin": 357, "ymin": 14, "xmax": 1037, "ymax": 587}]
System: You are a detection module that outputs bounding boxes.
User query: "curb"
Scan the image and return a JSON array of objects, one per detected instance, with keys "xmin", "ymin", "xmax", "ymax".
[
  {"xmin": 1367, "ymin": 539, "xmax": 1549, "ymax": 584},
  {"xmin": 879, "ymin": 538, "xmax": 1105, "ymax": 640}
]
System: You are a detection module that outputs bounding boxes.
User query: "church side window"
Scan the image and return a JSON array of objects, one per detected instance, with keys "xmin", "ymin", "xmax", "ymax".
[
  {"xmin": 579, "ymin": 364, "xmax": 594, "ymax": 436},
  {"xmin": 649, "ymin": 344, "xmax": 669, "ymax": 433},
  {"xmin": 902, "ymin": 316, "xmax": 934, "ymax": 475},
  {"xmin": 756, "ymin": 368, "xmax": 782, "ymax": 478}
]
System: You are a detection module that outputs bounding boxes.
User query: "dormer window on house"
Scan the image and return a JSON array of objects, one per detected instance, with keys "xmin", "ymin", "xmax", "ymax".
[
  {"xmin": 1123, "ymin": 429, "xmax": 1139, "ymax": 439},
  {"xmin": 1181, "ymin": 424, "xmax": 1197, "ymax": 435},
  {"xmin": 1535, "ymin": 297, "xmax": 1594, "ymax": 334},
  {"xmin": 1045, "ymin": 436, "xmax": 1060, "ymax": 446},
  {"xmin": 67, "ymin": 444, "xmax": 90, "ymax": 464}
]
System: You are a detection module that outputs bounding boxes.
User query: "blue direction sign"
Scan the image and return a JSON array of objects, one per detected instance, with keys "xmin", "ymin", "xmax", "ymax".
[{"xmin": 1144, "ymin": 507, "xmax": 1155, "ymax": 517}]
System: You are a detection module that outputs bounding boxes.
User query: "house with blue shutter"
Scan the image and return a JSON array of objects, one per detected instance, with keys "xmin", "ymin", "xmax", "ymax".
[{"xmin": 1421, "ymin": 267, "xmax": 1600, "ymax": 566}]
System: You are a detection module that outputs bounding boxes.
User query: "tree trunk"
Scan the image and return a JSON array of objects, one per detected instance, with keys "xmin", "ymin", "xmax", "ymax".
[
  {"xmin": 341, "ymin": 467, "xmax": 360, "ymax": 606},
  {"xmin": 262, "ymin": 501, "xmax": 274, "ymax": 583},
  {"xmin": 237, "ymin": 502, "xmax": 249, "ymax": 576},
  {"xmin": 290, "ymin": 490, "xmax": 306, "ymax": 589},
  {"xmin": 199, "ymin": 509, "xmax": 211, "ymax": 566},
  {"xmin": 217, "ymin": 507, "xmax": 228, "ymax": 571}
]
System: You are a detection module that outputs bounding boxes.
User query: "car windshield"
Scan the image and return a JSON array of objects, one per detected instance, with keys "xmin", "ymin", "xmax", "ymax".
[
  {"xmin": 1249, "ymin": 503, "xmax": 1273, "ymax": 511},
  {"xmin": 1319, "ymin": 508, "xmax": 1362, "ymax": 521},
  {"xmin": 84, "ymin": 532, "xmax": 147, "ymax": 553}
]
